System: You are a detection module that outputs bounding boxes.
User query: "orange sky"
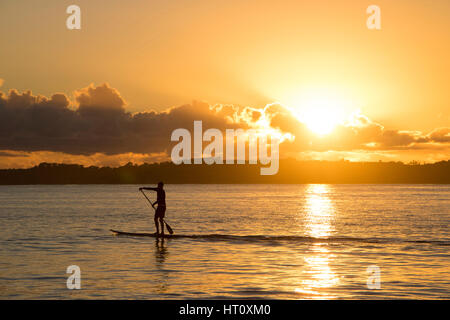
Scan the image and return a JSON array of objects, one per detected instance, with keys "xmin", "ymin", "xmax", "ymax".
[{"xmin": 0, "ymin": 0, "xmax": 449, "ymax": 167}]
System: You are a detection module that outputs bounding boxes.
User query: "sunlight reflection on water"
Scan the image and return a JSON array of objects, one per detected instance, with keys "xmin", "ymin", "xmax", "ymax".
[
  {"xmin": 0, "ymin": 184, "xmax": 449, "ymax": 299},
  {"xmin": 295, "ymin": 185, "xmax": 340, "ymax": 299}
]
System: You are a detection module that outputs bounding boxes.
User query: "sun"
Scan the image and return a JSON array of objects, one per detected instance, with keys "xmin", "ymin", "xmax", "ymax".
[
  {"xmin": 293, "ymin": 97, "xmax": 345, "ymax": 135},
  {"xmin": 303, "ymin": 107, "xmax": 340, "ymax": 135}
]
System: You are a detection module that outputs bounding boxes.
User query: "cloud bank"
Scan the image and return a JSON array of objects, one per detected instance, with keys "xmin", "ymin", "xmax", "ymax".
[{"xmin": 0, "ymin": 83, "xmax": 448, "ymax": 168}]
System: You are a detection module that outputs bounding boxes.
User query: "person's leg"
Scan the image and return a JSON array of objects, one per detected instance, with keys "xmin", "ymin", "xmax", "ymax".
[
  {"xmin": 156, "ymin": 206, "xmax": 166, "ymax": 236},
  {"xmin": 159, "ymin": 217, "xmax": 165, "ymax": 236},
  {"xmin": 154, "ymin": 215, "xmax": 160, "ymax": 234}
]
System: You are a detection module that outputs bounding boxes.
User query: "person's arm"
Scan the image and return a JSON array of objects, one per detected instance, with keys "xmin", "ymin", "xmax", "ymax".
[{"xmin": 139, "ymin": 187, "xmax": 158, "ymax": 191}]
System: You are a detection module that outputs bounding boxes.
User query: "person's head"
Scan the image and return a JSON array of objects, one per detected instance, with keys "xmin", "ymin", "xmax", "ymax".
[{"xmin": 158, "ymin": 181, "xmax": 164, "ymax": 189}]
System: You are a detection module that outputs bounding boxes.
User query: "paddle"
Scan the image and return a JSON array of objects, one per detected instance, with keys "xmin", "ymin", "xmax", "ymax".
[{"xmin": 140, "ymin": 189, "xmax": 174, "ymax": 235}]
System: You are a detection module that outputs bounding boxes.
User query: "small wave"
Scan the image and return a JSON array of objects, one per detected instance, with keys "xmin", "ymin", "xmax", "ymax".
[{"xmin": 110, "ymin": 230, "xmax": 449, "ymax": 246}]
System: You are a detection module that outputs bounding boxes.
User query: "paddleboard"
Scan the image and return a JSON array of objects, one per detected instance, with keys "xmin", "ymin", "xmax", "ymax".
[{"xmin": 110, "ymin": 229, "xmax": 172, "ymax": 238}]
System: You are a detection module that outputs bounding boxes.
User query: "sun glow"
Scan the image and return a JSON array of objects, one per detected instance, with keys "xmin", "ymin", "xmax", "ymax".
[
  {"xmin": 300, "ymin": 96, "xmax": 346, "ymax": 135},
  {"xmin": 284, "ymin": 90, "xmax": 350, "ymax": 136},
  {"xmin": 302, "ymin": 107, "xmax": 341, "ymax": 135}
]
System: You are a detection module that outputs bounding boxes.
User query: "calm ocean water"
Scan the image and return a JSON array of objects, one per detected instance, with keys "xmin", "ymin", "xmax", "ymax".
[{"xmin": 0, "ymin": 184, "xmax": 449, "ymax": 299}]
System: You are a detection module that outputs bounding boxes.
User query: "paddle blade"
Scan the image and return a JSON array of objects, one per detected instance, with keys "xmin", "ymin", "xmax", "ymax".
[{"xmin": 164, "ymin": 221, "xmax": 174, "ymax": 235}]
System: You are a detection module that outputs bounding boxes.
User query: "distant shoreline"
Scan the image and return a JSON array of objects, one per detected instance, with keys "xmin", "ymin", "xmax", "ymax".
[
  {"xmin": 1, "ymin": 160, "xmax": 449, "ymax": 184},
  {"xmin": 1, "ymin": 183, "xmax": 449, "ymax": 186}
]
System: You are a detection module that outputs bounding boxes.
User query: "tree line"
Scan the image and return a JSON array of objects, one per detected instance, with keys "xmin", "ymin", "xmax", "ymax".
[{"xmin": 0, "ymin": 159, "xmax": 449, "ymax": 184}]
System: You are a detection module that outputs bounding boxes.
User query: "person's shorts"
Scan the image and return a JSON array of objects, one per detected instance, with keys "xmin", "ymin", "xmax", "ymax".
[{"xmin": 155, "ymin": 205, "xmax": 166, "ymax": 219}]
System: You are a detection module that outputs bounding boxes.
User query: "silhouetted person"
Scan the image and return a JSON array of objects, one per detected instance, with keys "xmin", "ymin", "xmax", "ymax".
[{"xmin": 140, "ymin": 182, "xmax": 166, "ymax": 236}]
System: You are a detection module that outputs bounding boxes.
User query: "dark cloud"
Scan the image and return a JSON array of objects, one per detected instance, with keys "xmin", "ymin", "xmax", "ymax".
[
  {"xmin": 0, "ymin": 83, "xmax": 448, "ymax": 158},
  {"xmin": 377, "ymin": 130, "xmax": 418, "ymax": 147},
  {"xmin": 428, "ymin": 127, "xmax": 450, "ymax": 143},
  {"xmin": 75, "ymin": 83, "xmax": 126, "ymax": 116},
  {"xmin": 0, "ymin": 150, "xmax": 28, "ymax": 157},
  {"xmin": 0, "ymin": 84, "xmax": 243, "ymax": 155}
]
